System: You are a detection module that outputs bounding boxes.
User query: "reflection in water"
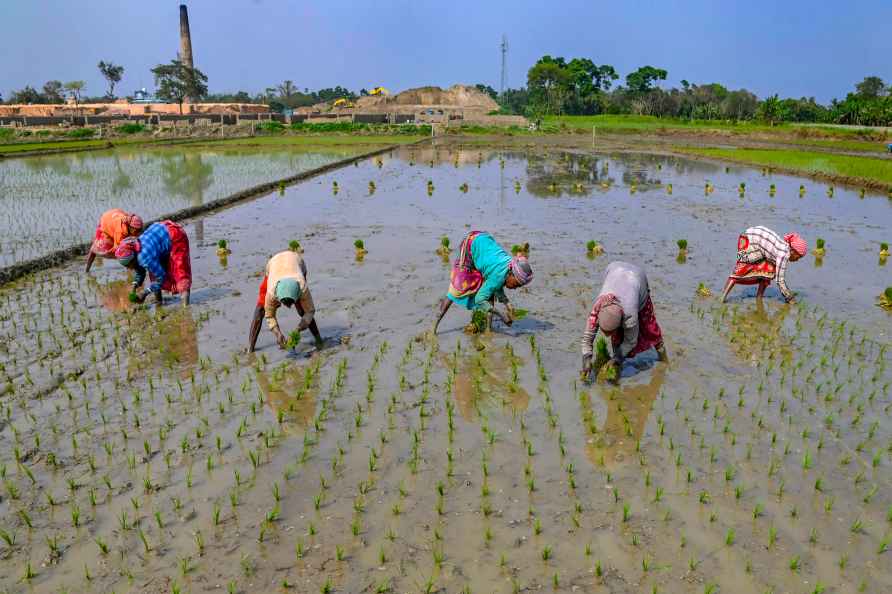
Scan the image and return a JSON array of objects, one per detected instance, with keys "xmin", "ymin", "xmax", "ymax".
[
  {"xmin": 584, "ymin": 364, "xmax": 666, "ymax": 469},
  {"xmin": 724, "ymin": 300, "xmax": 793, "ymax": 365},
  {"xmin": 90, "ymin": 277, "xmax": 133, "ymax": 312},
  {"xmin": 111, "ymin": 156, "xmax": 133, "ymax": 195},
  {"xmin": 162, "ymin": 153, "xmax": 214, "ymax": 241},
  {"xmin": 255, "ymin": 361, "xmax": 318, "ymax": 436},
  {"xmin": 525, "ymin": 152, "xmax": 614, "ymax": 197},
  {"xmin": 449, "ymin": 341, "xmax": 530, "ymax": 422},
  {"xmin": 126, "ymin": 308, "xmax": 200, "ymax": 381}
]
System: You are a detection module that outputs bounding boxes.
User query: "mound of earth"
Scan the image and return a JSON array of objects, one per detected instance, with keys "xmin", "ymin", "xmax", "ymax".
[{"xmin": 355, "ymin": 84, "xmax": 499, "ymax": 113}]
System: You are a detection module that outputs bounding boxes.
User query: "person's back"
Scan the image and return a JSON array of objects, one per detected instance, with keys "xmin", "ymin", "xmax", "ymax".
[
  {"xmin": 266, "ymin": 250, "xmax": 307, "ymax": 291},
  {"xmin": 600, "ymin": 261, "xmax": 647, "ymax": 315}
]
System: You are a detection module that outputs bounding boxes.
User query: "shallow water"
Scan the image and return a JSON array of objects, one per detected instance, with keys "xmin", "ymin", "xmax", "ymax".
[
  {"xmin": 0, "ymin": 143, "xmax": 889, "ymax": 594},
  {"xmin": 0, "ymin": 145, "xmax": 368, "ymax": 266}
]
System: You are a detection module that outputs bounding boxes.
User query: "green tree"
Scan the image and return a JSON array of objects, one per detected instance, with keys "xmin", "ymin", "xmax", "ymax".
[
  {"xmin": 855, "ymin": 76, "xmax": 886, "ymax": 99},
  {"xmin": 757, "ymin": 94, "xmax": 786, "ymax": 124},
  {"xmin": 42, "ymin": 80, "xmax": 64, "ymax": 103},
  {"xmin": 475, "ymin": 84, "xmax": 498, "ymax": 100},
  {"xmin": 10, "ymin": 86, "xmax": 43, "ymax": 104},
  {"xmin": 151, "ymin": 60, "xmax": 208, "ymax": 114},
  {"xmin": 625, "ymin": 66, "xmax": 667, "ymax": 94},
  {"xmin": 63, "ymin": 81, "xmax": 86, "ymax": 113},
  {"xmin": 98, "ymin": 61, "xmax": 125, "ymax": 98},
  {"xmin": 527, "ymin": 56, "xmax": 571, "ymax": 114}
]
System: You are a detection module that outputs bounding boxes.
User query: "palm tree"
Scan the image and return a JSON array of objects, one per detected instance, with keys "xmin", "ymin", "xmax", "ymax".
[{"xmin": 277, "ymin": 80, "xmax": 297, "ymax": 100}]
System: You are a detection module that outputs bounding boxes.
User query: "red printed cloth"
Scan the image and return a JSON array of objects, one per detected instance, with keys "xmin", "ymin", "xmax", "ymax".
[
  {"xmin": 609, "ymin": 294, "xmax": 663, "ymax": 358},
  {"xmin": 256, "ymin": 276, "xmax": 269, "ymax": 307},
  {"xmin": 729, "ymin": 234, "xmax": 777, "ymax": 285},
  {"xmin": 159, "ymin": 221, "xmax": 192, "ymax": 294},
  {"xmin": 448, "ymin": 231, "xmax": 484, "ymax": 299},
  {"xmin": 91, "ymin": 225, "xmax": 116, "ymax": 257}
]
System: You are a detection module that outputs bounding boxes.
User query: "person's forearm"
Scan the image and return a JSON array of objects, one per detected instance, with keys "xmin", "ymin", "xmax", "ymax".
[
  {"xmin": 580, "ymin": 326, "xmax": 596, "ymax": 357},
  {"xmin": 85, "ymin": 252, "xmax": 96, "ymax": 272}
]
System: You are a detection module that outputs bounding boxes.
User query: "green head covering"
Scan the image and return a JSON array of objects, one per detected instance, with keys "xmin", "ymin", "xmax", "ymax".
[{"xmin": 275, "ymin": 278, "xmax": 301, "ymax": 303}]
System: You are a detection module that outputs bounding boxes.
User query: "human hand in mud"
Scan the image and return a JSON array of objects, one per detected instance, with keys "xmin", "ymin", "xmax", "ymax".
[
  {"xmin": 580, "ymin": 354, "xmax": 593, "ymax": 379},
  {"xmin": 493, "ymin": 307, "xmax": 513, "ymax": 327},
  {"xmin": 604, "ymin": 359, "xmax": 621, "ymax": 384},
  {"xmin": 272, "ymin": 327, "xmax": 287, "ymax": 349},
  {"xmin": 785, "ymin": 294, "xmax": 798, "ymax": 305},
  {"xmin": 505, "ymin": 302, "xmax": 516, "ymax": 323}
]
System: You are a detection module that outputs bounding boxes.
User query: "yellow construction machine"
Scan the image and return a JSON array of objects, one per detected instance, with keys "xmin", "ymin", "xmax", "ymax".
[{"xmin": 368, "ymin": 87, "xmax": 389, "ymax": 96}]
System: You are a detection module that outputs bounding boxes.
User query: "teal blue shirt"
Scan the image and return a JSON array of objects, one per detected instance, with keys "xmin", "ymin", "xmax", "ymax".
[{"xmin": 447, "ymin": 233, "xmax": 511, "ymax": 311}]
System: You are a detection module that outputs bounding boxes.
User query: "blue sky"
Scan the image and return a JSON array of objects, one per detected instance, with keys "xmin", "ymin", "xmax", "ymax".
[{"xmin": 3, "ymin": 0, "xmax": 889, "ymax": 103}]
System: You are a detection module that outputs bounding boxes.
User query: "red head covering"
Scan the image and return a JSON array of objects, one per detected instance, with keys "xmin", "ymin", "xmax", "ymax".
[
  {"xmin": 126, "ymin": 214, "xmax": 144, "ymax": 230},
  {"xmin": 784, "ymin": 233, "xmax": 808, "ymax": 257},
  {"xmin": 115, "ymin": 236, "xmax": 141, "ymax": 265}
]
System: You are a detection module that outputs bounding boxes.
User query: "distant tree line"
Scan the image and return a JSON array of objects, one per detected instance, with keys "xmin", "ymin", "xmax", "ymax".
[
  {"xmin": 495, "ymin": 55, "xmax": 892, "ymax": 126},
  {"xmin": 5, "ymin": 54, "xmax": 892, "ymax": 127}
]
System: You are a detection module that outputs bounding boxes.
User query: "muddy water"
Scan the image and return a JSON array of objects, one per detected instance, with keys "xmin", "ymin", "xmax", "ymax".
[
  {"xmin": 0, "ymin": 142, "xmax": 889, "ymax": 594},
  {"xmin": 0, "ymin": 145, "xmax": 369, "ymax": 267}
]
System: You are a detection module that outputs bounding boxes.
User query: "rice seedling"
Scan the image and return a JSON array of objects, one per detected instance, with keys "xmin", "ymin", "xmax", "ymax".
[
  {"xmin": 696, "ymin": 282, "xmax": 712, "ymax": 297},
  {"xmin": 541, "ymin": 545, "xmax": 552, "ymax": 561},
  {"xmin": 814, "ymin": 238, "xmax": 826, "ymax": 257},
  {"xmin": 289, "ymin": 239, "xmax": 303, "ymax": 253},
  {"xmin": 436, "ymin": 236, "xmax": 451, "ymax": 257},
  {"xmin": 880, "ymin": 242, "xmax": 890, "ymax": 258},
  {"xmin": 216, "ymin": 239, "xmax": 232, "ymax": 256},
  {"xmin": 586, "ymin": 240, "xmax": 604, "ymax": 256},
  {"xmin": 878, "ymin": 287, "xmax": 892, "ymax": 310},
  {"xmin": 354, "ymin": 239, "xmax": 368, "ymax": 260}
]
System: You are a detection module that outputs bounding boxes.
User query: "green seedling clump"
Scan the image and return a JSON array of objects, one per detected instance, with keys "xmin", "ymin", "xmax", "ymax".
[
  {"xmin": 586, "ymin": 240, "xmax": 604, "ymax": 256},
  {"xmin": 354, "ymin": 239, "xmax": 368, "ymax": 259},
  {"xmin": 879, "ymin": 242, "xmax": 888, "ymax": 257},
  {"xmin": 216, "ymin": 239, "xmax": 231, "ymax": 256},
  {"xmin": 879, "ymin": 287, "xmax": 892, "ymax": 310},
  {"xmin": 128, "ymin": 292, "xmax": 139, "ymax": 303},
  {"xmin": 437, "ymin": 236, "xmax": 451, "ymax": 257},
  {"xmin": 814, "ymin": 238, "xmax": 826, "ymax": 256},
  {"xmin": 286, "ymin": 330, "xmax": 301, "ymax": 349},
  {"xmin": 289, "ymin": 240, "xmax": 302, "ymax": 253},
  {"xmin": 511, "ymin": 308, "xmax": 529, "ymax": 320},
  {"xmin": 697, "ymin": 282, "xmax": 712, "ymax": 297},
  {"xmin": 511, "ymin": 242, "xmax": 530, "ymax": 257},
  {"xmin": 677, "ymin": 239, "xmax": 688, "ymax": 252},
  {"xmin": 465, "ymin": 310, "xmax": 488, "ymax": 335}
]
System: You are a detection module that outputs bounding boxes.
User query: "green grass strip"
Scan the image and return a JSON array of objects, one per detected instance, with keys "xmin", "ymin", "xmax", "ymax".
[{"xmin": 679, "ymin": 147, "xmax": 892, "ymax": 187}]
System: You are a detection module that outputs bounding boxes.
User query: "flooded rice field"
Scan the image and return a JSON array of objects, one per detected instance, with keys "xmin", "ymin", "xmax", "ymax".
[
  {"xmin": 0, "ymin": 145, "xmax": 369, "ymax": 267},
  {"xmin": 0, "ymin": 142, "xmax": 890, "ymax": 594}
]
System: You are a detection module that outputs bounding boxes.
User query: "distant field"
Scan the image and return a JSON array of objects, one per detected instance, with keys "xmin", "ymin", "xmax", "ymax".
[
  {"xmin": 678, "ymin": 147, "xmax": 892, "ymax": 187},
  {"xmin": 0, "ymin": 133, "xmax": 425, "ymax": 156},
  {"xmin": 209, "ymin": 135, "xmax": 426, "ymax": 146},
  {"xmin": 0, "ymin": 139, "xmax": 111, "ymax": 154},
  {"xmin": 545, "ymin": 115, "xmax": 892, "ymax": 142}
]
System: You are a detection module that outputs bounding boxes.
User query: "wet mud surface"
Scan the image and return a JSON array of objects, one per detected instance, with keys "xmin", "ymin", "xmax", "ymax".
[{"xmin": 0, "ymin": 141, "xmax": 890, "ymax": 594}]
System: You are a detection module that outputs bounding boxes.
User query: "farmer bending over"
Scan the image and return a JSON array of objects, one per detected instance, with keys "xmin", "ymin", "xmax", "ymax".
[
  {"xmin": 581, "ymin": 261, "xmax": 667, "ymax": 380},
  {"xmin": 115, "ymin": 220, "xmax": 191, "ymax": 306},
  {"xmin": 432, "ymin": 231, "xmax": 533, "ymax": 334},
  {"xmin": 720, "ymin": 226, "xmax": 807, "ymax": 303},
  {"xmin": 248, "ymin": 249, "xmax": 322, "ymax": 352},
  {"xmin": 86, "ymin": 209, "xmax": 143, "ymax": 272}
]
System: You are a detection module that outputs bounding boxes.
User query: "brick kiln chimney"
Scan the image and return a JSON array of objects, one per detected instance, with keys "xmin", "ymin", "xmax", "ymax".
[{"xmin": 179, "ymin": 4, "xmax": 194, "ymax": 70}]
